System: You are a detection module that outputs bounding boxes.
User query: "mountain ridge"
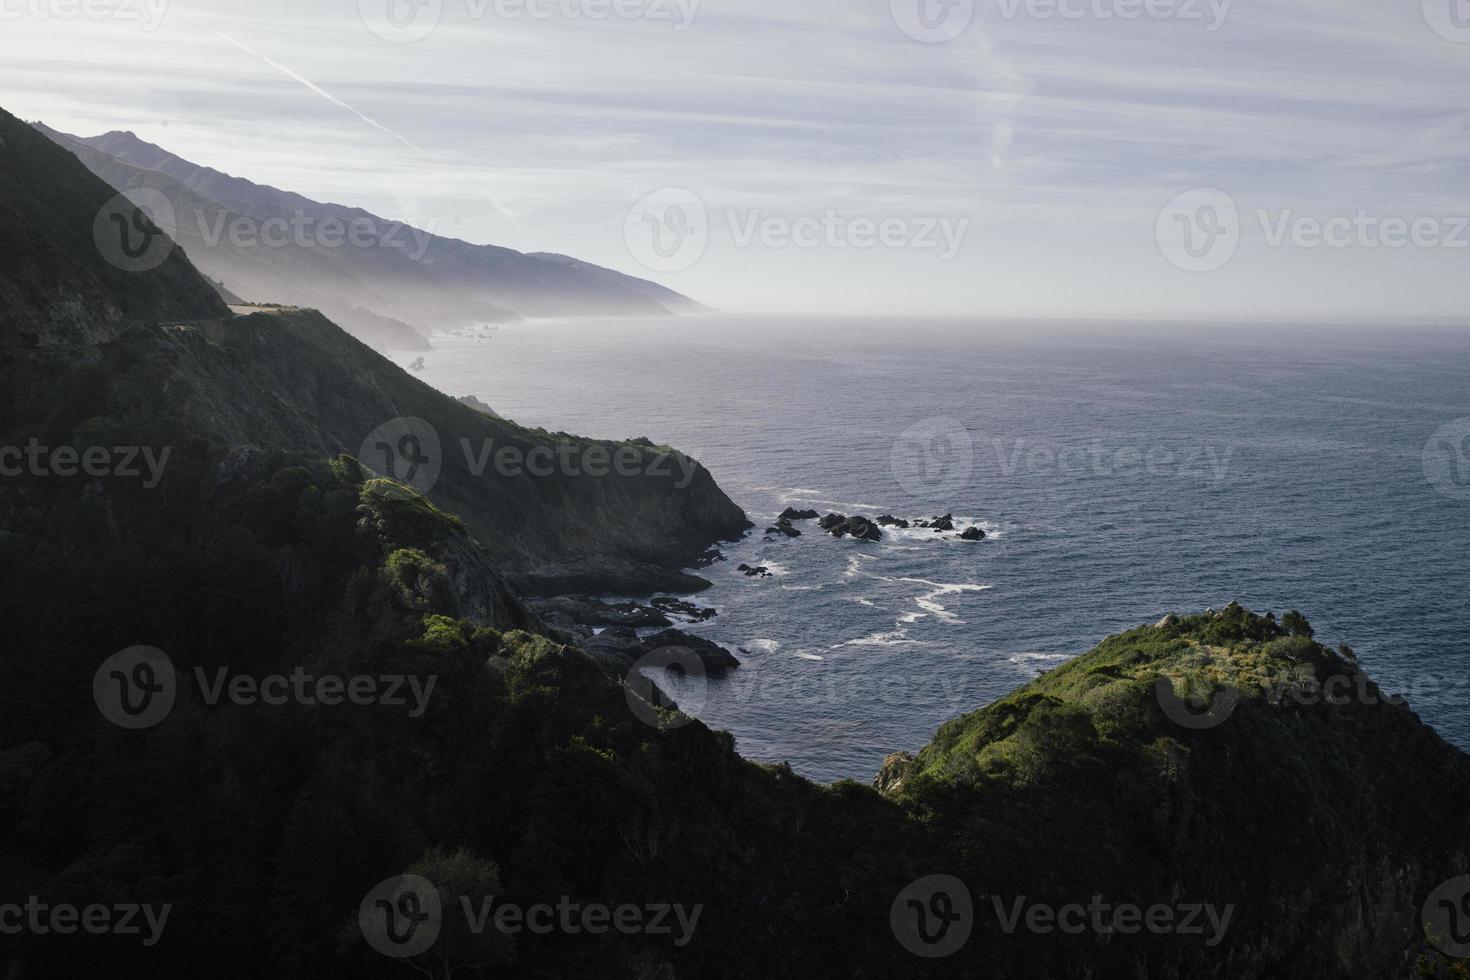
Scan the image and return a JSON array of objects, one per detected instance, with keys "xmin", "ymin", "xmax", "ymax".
[
  {"xmin": 34, "ymin": 123, "xmax": 709, "ymax": 350},
  {"xmin": 3, "ymin": 100, "xmax": 1469, "ymax": 980}
]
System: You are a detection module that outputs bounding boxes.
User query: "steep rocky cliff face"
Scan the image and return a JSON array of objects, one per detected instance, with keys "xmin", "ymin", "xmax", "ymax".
[
  {"xmin": 0, "ymin": 104, "xmax": 748, "ymax": 595},
  {"xmin": 2, "ymin": 97, "xmax": 1467, "ymax": 980}
]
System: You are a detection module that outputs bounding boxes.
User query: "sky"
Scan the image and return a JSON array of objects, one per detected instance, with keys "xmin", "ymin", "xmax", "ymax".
[{"xmin": 1, "ymin": 0, "xmax": 1468, "ymax": 319}]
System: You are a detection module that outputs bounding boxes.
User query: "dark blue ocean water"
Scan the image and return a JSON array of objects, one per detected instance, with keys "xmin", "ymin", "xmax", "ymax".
[{"xmin": 400, "ymin": 317, "xmax": 1470, "ymax": 783}]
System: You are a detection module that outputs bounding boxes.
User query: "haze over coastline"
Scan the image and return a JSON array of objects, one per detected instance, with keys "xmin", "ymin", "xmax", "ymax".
[{"xmin": 2, "ymin": 0, "xmax": 1467, "ymax": 320}]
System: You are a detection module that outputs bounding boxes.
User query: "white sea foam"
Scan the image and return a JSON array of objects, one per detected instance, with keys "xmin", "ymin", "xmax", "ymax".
[
  {"xmin": 1009, "ymin": 652, "xmax": 1070, "ymax": 665},
  {"xmin": 884, "ymin": 518, "xmax": 1003, "ymax": 542},
  {"xmin": 794, "ymin": 651, "xmax": 826, "ymax": 661},
  {"xmin": 897, "ymin": 578, "xmax": 991, "ymax": 625},
  {"xmin": 744, "ymin": 638, "xmax": 781, "ymax": 654},
  {"xmin": 833, "ymin": 629, "xmax": 916, "ymax": 649}
]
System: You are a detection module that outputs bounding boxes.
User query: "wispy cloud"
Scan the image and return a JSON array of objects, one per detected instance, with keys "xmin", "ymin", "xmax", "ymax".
[{"xmin": 0, "ymin": 0, "xmax": 1466, "ymax": 317}]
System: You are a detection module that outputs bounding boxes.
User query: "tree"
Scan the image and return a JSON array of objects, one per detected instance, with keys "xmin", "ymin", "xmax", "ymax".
[{"xmin": 1281, "ymin": 610, "xmax": 1314, "ymax": 639}]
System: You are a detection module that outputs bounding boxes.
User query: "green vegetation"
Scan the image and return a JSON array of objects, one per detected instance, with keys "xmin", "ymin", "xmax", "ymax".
[{"xmin": 2, "ymin": 100, "xmax": 1467, "ymax": 976}]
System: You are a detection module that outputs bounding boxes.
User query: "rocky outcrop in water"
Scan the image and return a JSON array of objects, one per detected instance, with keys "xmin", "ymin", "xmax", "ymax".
[
  {"xmin": 766, "ymin": 517, "xmax": 801, "ymax": 538},
  {"xmin": 818, "ymin": 513, "xmax": 882, "ymax": 541}
]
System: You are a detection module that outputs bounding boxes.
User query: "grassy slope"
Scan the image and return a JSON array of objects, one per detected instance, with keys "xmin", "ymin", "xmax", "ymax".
[{"xmin": 885, "ymin": 606, "xmax": 1470, "ymax": 977}]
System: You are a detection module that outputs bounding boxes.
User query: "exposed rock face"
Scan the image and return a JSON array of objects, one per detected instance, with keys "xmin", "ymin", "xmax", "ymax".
[
  {"xmin": 960, "ymin": 526, "xmax": 986, "ymax": 540},
  {"xmin": 526, "ymin": 596, "xmax": 673, "ymax": 630},
  {"xmin": 873, "ymin": 751, "xmax": 914, "ymax": 795},
  {"xmin": 819, "ymin": 514, "xmax": 882, "ymax": 541},
  {"xmin": 0, "ymin": 107, "xmax": 749, "ymax": 596},
  {"xmin": 3, "ymin": 303, "xmax": 750, "ymax": 595},
  {"xmin": 779, "ymin": 508, "xmax": 819, "ymax": 521},
  {"xmin": 457, "ymin": 394, "xmax": 502, "ymax": 418},
  {"xmin": 8, "ymin": 99, "xmax": 1470, "ymax": 980},
  {"xmin": 650, "ymin": 596, "xmax": 718, "ymax": 622},
  {"xmin": 640, "ymin": 629, "xmax": 742, "ymax": 675},
  {"xmin": 765, "ymin": 518, "xmax": 801, "ymax": 538}
]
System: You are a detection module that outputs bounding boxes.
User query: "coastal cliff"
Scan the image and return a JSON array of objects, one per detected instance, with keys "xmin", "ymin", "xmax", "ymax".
[{"xmin": 1, "ymin": 99, "xmax": 1467, "ymax": 979}]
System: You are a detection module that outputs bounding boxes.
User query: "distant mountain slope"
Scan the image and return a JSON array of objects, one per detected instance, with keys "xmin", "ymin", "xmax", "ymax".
[
  {"xmin": 4, "ymin": 107, "xmax": 747, "ymax": 593},
  {"xmin": 0, "ymin": 110, "xmax": 226, "ymax": 347},
  {"xmin": 36, "ymin": 125, "xmax": 708, "ymax": 344},
  {"xmin": 32, "ymin": 130, "xmax": 431, "ymax": 351}
]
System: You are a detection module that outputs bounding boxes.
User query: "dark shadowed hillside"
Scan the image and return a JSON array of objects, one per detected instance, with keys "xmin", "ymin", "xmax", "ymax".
[
  {"xmin": 2, "ymin": 99, "xmax": 1469, "ymax": 980},
  {"xmin": 0, "ymin": 109, "xmax": 226, "ymax": 347}
]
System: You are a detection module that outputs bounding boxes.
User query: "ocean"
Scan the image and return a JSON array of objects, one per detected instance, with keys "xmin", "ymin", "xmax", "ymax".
[{"xmin": 393, "ymin": 316, "xmax": 1470, "ymax": 783}]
